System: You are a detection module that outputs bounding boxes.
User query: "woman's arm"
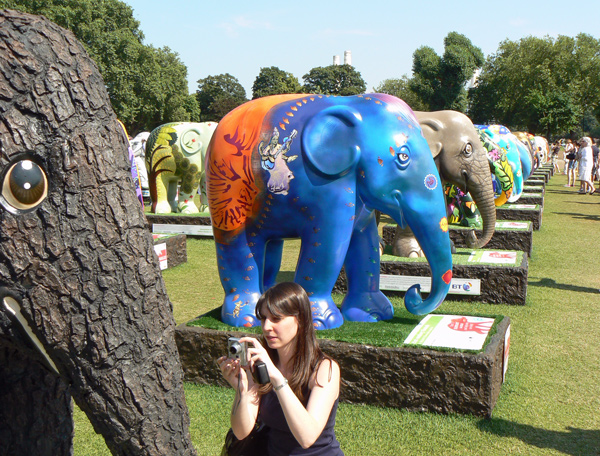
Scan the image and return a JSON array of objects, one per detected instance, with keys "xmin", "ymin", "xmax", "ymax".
[
  {"xmin": 217, "ymin": 356, "xmax": 260, "ymax": 440},
  {"xmin": 274, "ymin": 360, "xmax": 341, "ymax": 449}
]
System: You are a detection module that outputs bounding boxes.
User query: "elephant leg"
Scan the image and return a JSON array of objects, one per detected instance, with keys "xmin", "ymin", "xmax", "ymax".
[
  {"xmin": 177, "ymin": 186, "xmax": 200, "ymax": 214},
  {"xmin": 0, "ymin": 346, "xmax": 73, "ymax": 456},
  {"xmin": 197, "ymin": 174, "xmax": 209, "ymax": 212},
  {"xmin": 152, "ymin": 172, "xmax": 176, "ymax": 213},
  {"xmin": 392, "ymin": 224, "xmax": 424, "ymax": 258},
  {"xmin": 294, "ymin": 226, "xmax": 351, "ymax": 330},
  {"xmin": 264, "ymin": 239, "xmax": 284, "ymax": 290},
  {"xmin": 341, "ymin": 215, "xmax": 394, "ymax": 322},
  {"xmin": 216, "ymin": 234, "xmax": 264, "ymax": 327}
]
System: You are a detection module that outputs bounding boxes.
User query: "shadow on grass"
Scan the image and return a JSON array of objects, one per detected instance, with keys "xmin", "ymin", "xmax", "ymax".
[
  {"xmin": 528, "ymin": 278, "xmax": 600, "ymax": 294},
  {"xmin": 477, "ymin": 419, "xmax": 600, "ymax": 456},
  {"xmin": 551, "ymin": 212, "xmax": 600, "ymax": 221}
]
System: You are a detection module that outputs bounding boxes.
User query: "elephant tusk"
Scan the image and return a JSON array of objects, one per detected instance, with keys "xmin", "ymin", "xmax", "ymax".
[{"xmin": 3, "ymin": 296, "xmax": 61, "ymax": 376}]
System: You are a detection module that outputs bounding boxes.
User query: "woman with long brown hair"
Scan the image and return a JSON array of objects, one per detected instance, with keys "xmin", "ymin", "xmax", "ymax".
[{"xmin": 218, "ymin": 282, "xmax": 344, "ymax": 455}]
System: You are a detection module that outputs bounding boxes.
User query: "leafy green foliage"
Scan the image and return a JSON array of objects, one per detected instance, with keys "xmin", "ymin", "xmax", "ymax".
[
  {"xmin": 252, "ymin": 66, "xmax": 302, "ymax": 99},
  {"xmin": 1, "ymin": 0, "xmax": 198, "ymax": 134},
  {"xmin": 374, "ymin": 76, "xmax": 427, "ymax": 111},
  {"xmin": 302, "ymin": 64, "xmax": 366, "ymax": 96},
  {"xmin": 469, "ymin": 34, "xmax": 600, "ymax": 137},
  {"xmin": 196, "ymin": 73, "xmax": 248, "ymax": 121},
  {"xmin": 410, "ymin": 32, "xmax": 484, "ymax": 112}
]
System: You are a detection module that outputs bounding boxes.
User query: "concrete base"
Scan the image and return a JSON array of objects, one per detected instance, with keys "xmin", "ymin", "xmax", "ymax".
[
  {"xmin": 175, "ymin": 316, "xmax": 510, "ymax": 418},
  {"xmin": 522, "ymin": 184, "xmax": 545, "ymax": 196},
  {"xmin": 382, "ymin": 220, "xmax": 533, "ymax": 256},
  {"xmin": 146, "ymin": 214, "xmax": 213, "ymax": 237},
  {"xmin": 496, "ymin": 204, "xmax": 543, "ymax": 230},
  {"xmin": 152, "ymin": 234, "xmax": 187, "ymax": 269},
  {"xmin": 335, "ymin": 248, "xmax": 528, "ymax": 305},
  {"xmin": 518, "ymin": 192, "xmax": 544, "ymax": 207}
]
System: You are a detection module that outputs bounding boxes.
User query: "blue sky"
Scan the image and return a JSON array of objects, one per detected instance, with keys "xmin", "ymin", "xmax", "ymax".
[{"xmin": 125, "ymin": 0, "xmax": 599, "ymax": 97}]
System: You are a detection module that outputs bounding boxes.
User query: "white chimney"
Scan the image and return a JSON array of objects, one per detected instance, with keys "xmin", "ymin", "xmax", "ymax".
[
  {"xmin": 344, "ymin": 50, "xmax": 352, "ymax": 66},
  {"xmin": 333, "ymin": 55, "xmax": 340, "ymax": 65}
]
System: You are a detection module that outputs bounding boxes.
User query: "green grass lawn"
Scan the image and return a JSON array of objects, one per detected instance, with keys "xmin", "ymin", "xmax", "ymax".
[{"xmin": 74, "ymin": 171, "xmax": 600, "ymax": 455}]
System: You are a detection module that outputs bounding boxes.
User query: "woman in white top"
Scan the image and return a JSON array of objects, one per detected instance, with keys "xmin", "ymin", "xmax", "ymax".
[{"xmin": 577, "ymin": 137, "xmax": 596, "ymax": 194}]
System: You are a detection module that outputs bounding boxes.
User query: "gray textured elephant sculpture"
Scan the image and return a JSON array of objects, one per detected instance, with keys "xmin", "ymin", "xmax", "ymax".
[
  {"xmin": 0, "ymin": 10, "xmax": 196, "ymax": 456},
  {"xmin": 392, "ymin": 111, "xmax": 496, "ymax": 257}
]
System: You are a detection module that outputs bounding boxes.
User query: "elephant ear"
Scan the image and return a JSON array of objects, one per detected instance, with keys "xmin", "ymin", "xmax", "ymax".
[
  {"xmin": 302, "ymin": 105, "xmax": 362, "ymax": 177},
  {"xmin": 418, "ymin": 116, "xmax": 444, "ymax": 158}
]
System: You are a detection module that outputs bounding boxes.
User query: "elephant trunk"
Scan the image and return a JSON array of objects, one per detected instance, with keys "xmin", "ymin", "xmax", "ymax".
[
  {"xmin": 398, "ymin": 197, "xmax": 453, "ymax": 316},
  {"xmin": 464, "ymin": 172, "xmax": 497, "ymax": 249}
]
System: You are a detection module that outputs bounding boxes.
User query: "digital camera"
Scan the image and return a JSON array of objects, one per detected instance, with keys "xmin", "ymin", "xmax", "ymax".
[
  {"xmin": 227, "ymin": 337, "xmax": 248, "ymax": 366},
  {"xmin": 226, "ymin": 337, "xmax": 270, "ymax": 385}
]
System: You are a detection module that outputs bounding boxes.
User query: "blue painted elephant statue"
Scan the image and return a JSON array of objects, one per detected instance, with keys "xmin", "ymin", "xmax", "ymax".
[
  {"xmin": 206, "ymin": 94, "xmax": 453, "ymax": 329},
  {"xmin": 146, "ymin": 121, "xmax": 217, "ymax": 214}
]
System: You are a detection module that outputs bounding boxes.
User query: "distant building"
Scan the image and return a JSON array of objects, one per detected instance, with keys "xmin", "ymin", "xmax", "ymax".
[{"xmin": 333, "ymin": 51, "xmax": 352, "ymax": 66}]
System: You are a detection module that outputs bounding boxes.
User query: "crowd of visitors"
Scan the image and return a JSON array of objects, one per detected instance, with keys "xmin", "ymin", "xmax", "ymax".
[{"xmin": 551, "ymin": 137, "xmax": 600, "ymax": 194}]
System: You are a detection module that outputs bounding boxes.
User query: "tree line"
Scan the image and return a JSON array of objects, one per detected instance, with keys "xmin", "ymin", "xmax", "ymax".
[{"xmin": 3, "ymin": 0, "xmax": 600, "ymax": 139}]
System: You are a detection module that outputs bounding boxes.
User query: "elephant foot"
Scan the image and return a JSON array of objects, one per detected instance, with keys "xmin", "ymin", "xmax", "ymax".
[
  {"xmin": 341, "ymin": 291, "xmax": 394, "ymax": 322},
  {"xmin": 154, "ymin": 200, "xmax": 174, "ymax": 214},
  {"xmin": 309, "ymin": 298, "xmax": 344, "ymax": 330},
  {"xmin": 221, "ymin": 292, "xmax": 261, "ymax": 327},
  {"xmin": 178, "ymin": 201, "xmax": 199, "ymax": 214}
]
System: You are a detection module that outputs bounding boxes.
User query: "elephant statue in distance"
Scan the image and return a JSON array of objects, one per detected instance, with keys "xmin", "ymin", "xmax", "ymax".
[
  {"xmin": 477, "ymin": 128, "xmax": 515, "ymax": 206},
  {"xmin": 146, "ymin": 121, "xmax": 217, "ymax": 214},
  {"xmin": 0, "ymin": 10, "xmax": 196, "ymax": 455},
  {"xmin": 392, "ymin": 111, "xmax": 496, "ymax": 258},
  {"xmin": 206, "ymin": 94, "xmax": 453, "ymax": 329},
  {"xmin": 534, "ymin": 135, "xmax": 549, "ymax": 165},
  {"xmin": 476, "ymin": 125, "xmax": 524, "ymax": 203},
  {"xmin": 513, "ymin": 131, "xmax": 539, "ymax": 174}
]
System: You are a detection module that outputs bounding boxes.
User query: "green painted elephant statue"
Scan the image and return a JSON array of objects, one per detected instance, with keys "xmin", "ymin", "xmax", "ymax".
[{"xmin": 146, "ymin": 121, "xmax": 217, "ymax": 214}]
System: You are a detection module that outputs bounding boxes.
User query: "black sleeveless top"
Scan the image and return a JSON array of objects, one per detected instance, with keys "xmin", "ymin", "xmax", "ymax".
[{"xmin": 260, "ymin": 389, "xmax": 344, "ymax": 455}]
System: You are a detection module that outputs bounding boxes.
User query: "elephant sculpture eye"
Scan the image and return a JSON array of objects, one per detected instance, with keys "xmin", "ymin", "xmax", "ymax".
[
  {"xmin": 463, "ymin": 143, "xmax": 473, "ymax": 157},
  {"xmin": 395, "ymin": 146, "xmax": 411, "ymax": 170},
  {"xmin": 1, "ymin": 158, "xmax": 48, "ymax": 214}
]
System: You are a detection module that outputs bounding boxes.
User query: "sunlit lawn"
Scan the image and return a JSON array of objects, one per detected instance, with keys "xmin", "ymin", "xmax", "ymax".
[{"xmin": 74, "ymin": 170, "xmax": 600, "ymax": 455}]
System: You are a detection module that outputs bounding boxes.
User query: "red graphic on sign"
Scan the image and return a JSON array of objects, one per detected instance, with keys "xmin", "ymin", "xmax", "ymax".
[{"xmin": 447, "ymin": 317, "xmax": 492, "ymax": 334}]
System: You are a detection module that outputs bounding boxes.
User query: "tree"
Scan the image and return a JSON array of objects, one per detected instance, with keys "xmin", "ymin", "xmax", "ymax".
[
  {"xmin": 0, "ymin": 0, "xmax": 197, "ymax": 133},
  {"xmin": 374, "ymin": 77, "xmax": 427, "ymax": 111},
  {"xmin": 469, "ymin": 34, "xmax": 600, "ymax": 137},
  {"xmin": 302, "ymin": 64, "xmax": 366, "ymax": 95},
  {"xmin": 410, "ymin": 32, "xmax": 484, "ymax": 112},
  {"xmin": 196, "ymin": 73, "xmax": 248, "ymax": 121},
  {"xmin": 252, "ymin": 66, "xmax": 301, "ymax": 99}
]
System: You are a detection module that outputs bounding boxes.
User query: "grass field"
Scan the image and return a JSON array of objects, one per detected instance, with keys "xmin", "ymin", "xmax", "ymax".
[{"xmin": 74, "ymin": 169, "xmax": 600, "ymax": 455}]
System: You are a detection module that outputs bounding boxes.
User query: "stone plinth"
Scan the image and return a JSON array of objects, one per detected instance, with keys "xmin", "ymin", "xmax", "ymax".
[
  {"xmin": 382, "ymin": 221, "xmax": 534, "ymax": 256},
  {"xmin": 152, "ymin": 234, "xmax": 187, "ymax": 269},
  {"xmin": 146, "ymin": 213, "xmax": 213, "ymax": 237},
  {"xmin": 335, "ymin": 248, "xmax": 528, "ymax": 305},
  {"xmin": 518, "ymin": 193, "xmax": 544, "ymax": 207},
  {"xmin": 175, "ymin": 316, "xmax": 510, "ymax": 418},
  {"xmin": 495, "ymin": 204, "xmax": 542, "ymax": 230}
]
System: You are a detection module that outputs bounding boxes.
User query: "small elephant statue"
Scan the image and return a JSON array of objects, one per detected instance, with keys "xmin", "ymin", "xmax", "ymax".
[
  {"xmin": 477, "ymin": 128, "xmax": 515, "ymax": 206},
  {"xmin": 0, "ymin": 10, "xmax": 196, "ymax": 455},
  {"xmin": 392, "ymin": 111, "xmax": 496, "ymax": 258},
  {"xmin": 206, "ymin": 94, "xmax": 453, "ymax": 329},
  {"xmin": 146, "ymin": 121, "xmax": 217, "ymax": 214}
]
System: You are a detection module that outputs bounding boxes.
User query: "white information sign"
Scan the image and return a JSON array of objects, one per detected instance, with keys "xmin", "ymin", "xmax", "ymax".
[
  {"xmin": 508, "ymin": 204, "xmax": 537, "ymax": 209},
  {"xmin": 495, "ymin": 221, "xmax": 529, "ymax": 229},
  {"xmin": 379, "ymin": 275, "xmax": 481, "ymax": 296},
  {"xmin": 153, "ymin": 243, "xmax": 168, "ymax": 270},
  {"xmin": 152, "ymin": 223, "xmax": 214, "ymax": 237},
  {"xmin": 404, "ymin": 314, "xmax": 495, "ymax": 350},
  {"xmin": 468, "ymin": 250, "xmax": 518, "ymax": 265},
  {"xmin": 503, "ymin": 324, "xmax": 511, "ymax": 382}
]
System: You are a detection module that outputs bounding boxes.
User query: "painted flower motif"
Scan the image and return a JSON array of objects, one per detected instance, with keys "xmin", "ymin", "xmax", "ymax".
[
  {"xmin": 424, "ymin": 174, "xmax": 438, "ymax": 190},
  {"xmin": 440, "ymin": 217, "xmax": 449, "ymax": 232}
]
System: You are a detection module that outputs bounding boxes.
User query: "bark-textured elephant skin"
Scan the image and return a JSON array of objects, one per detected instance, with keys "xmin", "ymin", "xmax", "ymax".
[{"xmin": 0, "ymin": 10, "xmax": 195, "ymax": 456}]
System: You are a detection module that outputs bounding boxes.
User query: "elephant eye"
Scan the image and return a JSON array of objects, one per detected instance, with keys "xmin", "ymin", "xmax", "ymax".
[
  {"xmin": 1, "ymin": 158, "xmax": 48, "ymax": 214},
  {"xmin": 395, "ymin": 146, "xmax": 411, "ymax": 170},
  {"xmin": 463, "ymin": 143, "xmax": 473, "ymax": 157}
]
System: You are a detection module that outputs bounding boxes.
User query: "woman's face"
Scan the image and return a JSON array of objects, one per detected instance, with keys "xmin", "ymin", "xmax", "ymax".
[{"xmin": 261, "ymin": 307, "xmax": 299, "ymax": 351}]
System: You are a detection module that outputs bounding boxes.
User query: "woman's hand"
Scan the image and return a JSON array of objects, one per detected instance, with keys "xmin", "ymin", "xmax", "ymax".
[
  {"xmin": 240, "ymin": 336, "xmax": 286, "ymax": 386},
  {"xmin": 217, "ymin": 356, "xmax": 255, "ymax": 393}
]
